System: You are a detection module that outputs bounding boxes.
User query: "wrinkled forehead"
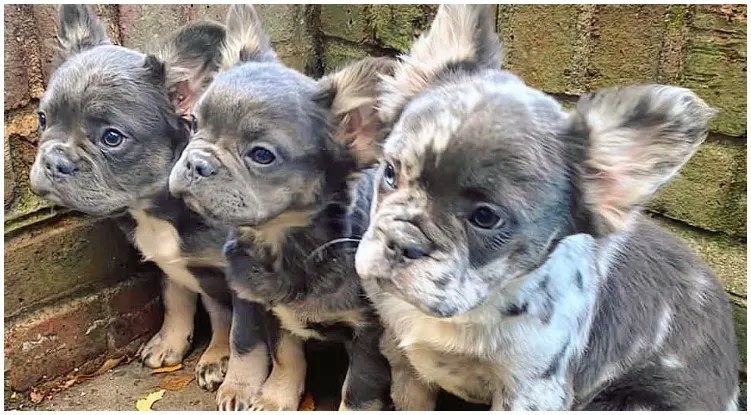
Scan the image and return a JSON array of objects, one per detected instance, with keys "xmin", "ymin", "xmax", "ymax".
[
  {"xmin": 197, "ymin": 62, "xmax": 317, "ymax": 128},
  {"xmin": 383, "ymin": 76, "xmax": 569, "ymax": 199},
  {"xmin": 42, "ymin": 46, "xmax": 149, "ymax": 112}
]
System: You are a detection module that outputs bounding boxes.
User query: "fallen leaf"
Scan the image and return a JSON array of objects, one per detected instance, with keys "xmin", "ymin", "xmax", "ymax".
[
  {"xmin": 29, "ymin": 390, "xmax": 44, "ymax": 404},
  {"xmin": 79, "ymin": 356, "xmax": 125, "ymax": 379},
  {"xmin": 62, "ymin": 377, "xmax": 78, "ymax": 389},
  {"xmin": 151, "ymin": 363, "xmax": 182, "ymax": 375},
  {"xmin": 136, "ymin": 390, "xmax": 166, "ymax": 411},
  {"xmin": 299, "ymin": 393, "xmax": 315, "ymax": 411},
  {"xmin": 159, "ymin": 374, "xmax": 194, "ymax": 391}
]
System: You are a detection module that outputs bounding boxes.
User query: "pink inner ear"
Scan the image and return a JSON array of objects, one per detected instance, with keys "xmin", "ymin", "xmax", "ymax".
[
  {"xmin": 344, "ymin": 106, "xmax": 379, "ymax": 166},
  {"xmin": 175, "ymin": 80, "xmax": 196, "ymax": 117}
]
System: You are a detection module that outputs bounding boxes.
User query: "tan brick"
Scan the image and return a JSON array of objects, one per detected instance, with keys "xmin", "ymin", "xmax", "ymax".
[
  {"xmin": 499, "ymin": 5, "xmax": 580, "ymax": 94},
  {"xmin": 189, "ymin": 4, "xmax": 229, "ymax": 23},
  {"xmin": 682, "ymin": 5, "xmax": 747, "ymax": 136},
  {"xmin": 322, "ymin": 39, "xmax": 369, "ymax": 75},
  {"xmin": 5, "ymin": 276, "xmax": 161, "ymax": 392},
  {"xmin": 255, "ymin": 5, "xmax": 302, "ymax": 44},
  {"xmin": 4, "ymin": 216, "xmax": 144, "ymax": 318},
  {"xmin": 118, "ymin": 5, "xmax": 189, "ymax": 51},
  {"xmin": 650, "ymin": 141, "xmax": 746, "ymax": 237},
  {"xmin": 587, "ymin": 5, "xmax": 667, "ymax": 90},
  {"xmin": 320, "ymin": 5, "xmax": 371, "ymax": 44},
  {"xmin": 4, "ymin": 5, "xmax": 31, "ymax": 110}
]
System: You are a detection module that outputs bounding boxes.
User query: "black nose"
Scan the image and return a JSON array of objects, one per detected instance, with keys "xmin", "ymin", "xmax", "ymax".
[
  {"xmin": 44, "ymin": 151, "xmax": 76, "ymax": 178},
  {"xmin": 186, "ymin": 153, "xmax": 216, "ymax": 178}
]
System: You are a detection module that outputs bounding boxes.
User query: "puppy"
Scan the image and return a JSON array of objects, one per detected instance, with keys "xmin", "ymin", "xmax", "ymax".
[
  {"xmin": 168, "ymin": 4, "xmax": 394, "ymax": 411},
  {"xmin": 355, "ymin": 4, "xmax": 739, "ymax": 411},
  {"xmin": 29, "ymin": 4, "xmax": 235, "ymax": 391}
]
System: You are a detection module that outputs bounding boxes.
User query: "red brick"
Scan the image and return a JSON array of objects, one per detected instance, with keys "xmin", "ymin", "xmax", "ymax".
[
  {"xmin": 5, "ymin": 276, "xmax": 161, "ymax": 392},
  {"xmin": 4, "ymin": 5, "xmax": 31, "ymax": 110},
  {"xmin": 33, "ymin": 5, "xmax": 121, "ymax": 86},
  {"xmin": 118, "ymin": 5, "xmax": 189, "ymax": 51}
]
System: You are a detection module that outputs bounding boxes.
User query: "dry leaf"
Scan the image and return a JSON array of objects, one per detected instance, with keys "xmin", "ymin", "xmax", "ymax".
[
  {"xmin": 29, "ymin": 390, "xmax": 44, "ymax": 404},
  {"xmin": 150, "ymin": 363, "xmax": 182, "ymax": 375},
  {"xmin": 136, "ymin": 389, "xmax": 166, "ymax": 411},
  {"xmin": 299, "ymin": 393, "xmax": 315, "ymax": 411},
  {"xmin": 80, "ymin": 356, "xmax": 125, "ymax": 379},
  {"xmin": 62, "ymin": 377, "xmax": 78, "ymax": 389},
  {"xmin": 159, "ymin": 374, "xmax": 194, "ymax": 391}
]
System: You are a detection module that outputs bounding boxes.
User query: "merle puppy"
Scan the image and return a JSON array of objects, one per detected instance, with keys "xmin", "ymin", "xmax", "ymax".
[
  {"xmin": 354, "ymin": 4, "xmax": 739, "ymax": 411},
  {"xmin": 168, "ymin": 4, "xmax": 394, "ymax": 412},
  {"xmin": 28, "ymin": 4, "xmax": 235, "ymax": 391}
]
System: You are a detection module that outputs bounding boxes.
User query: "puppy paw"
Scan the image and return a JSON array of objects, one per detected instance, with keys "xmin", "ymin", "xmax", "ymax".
[
  {"xmin": 195, "ymin": 352, "xmax": 229, "ymax": 391},
  {"xmin": 248, "ymin": 380, "xmax": 303, "ymax": 411},
  {"xmin": 139, "ymin": 331, "xmax": 192, "ymax": 369},
  {"xmin": 216, "ymin": 380, "xmax": 260, "ymax": 411}
]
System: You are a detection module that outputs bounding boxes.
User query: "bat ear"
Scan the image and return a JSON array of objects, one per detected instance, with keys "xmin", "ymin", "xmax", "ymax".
[{"xmin": 54, "ymin": 5, "xmax": 111, "ymax": 65}]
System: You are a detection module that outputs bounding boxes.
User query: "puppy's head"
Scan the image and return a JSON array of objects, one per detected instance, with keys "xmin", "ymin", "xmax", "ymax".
[
  {"xmin": 29, "ymin": 5, "xmax": 225, "ymax": 216},
  {"xmin": 169, "ymin": 4, "xmax": 393, "ymax": 229},
  {"xmin": 355, "ymin": 5, "xmax": 715, "ymax": 318}
]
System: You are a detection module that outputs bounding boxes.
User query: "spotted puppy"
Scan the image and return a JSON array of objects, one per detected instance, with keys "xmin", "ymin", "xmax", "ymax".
[
  {"xmin": 29, "ymin": 4, "xmax": 234, "ymax": 391},
  {"xmin": 355, "ymin": 4, "xmax": 739, "ymax": 411},
  {"xmin": 168, "ymin": 4, "xmax": 394, "ymax": 411}
]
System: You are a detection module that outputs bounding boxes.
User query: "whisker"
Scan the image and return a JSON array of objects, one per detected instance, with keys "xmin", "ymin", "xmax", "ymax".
[{"xmin": 304, "ymin": 237, "xmax": 362, "ymax": 265}]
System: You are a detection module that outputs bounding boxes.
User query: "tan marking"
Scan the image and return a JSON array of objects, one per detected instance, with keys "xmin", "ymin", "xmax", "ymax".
[
  {"xmin": 216, "ymin": 343, "xmax": 270, "ymax": 411},
  {"xmin": 140, "ymin": 279, "xmax": 196, "ymax": 368},
  {"xmin": 251, "ymin": 331, "xmax": 306, "ymax": 411},
  {"xmin": 195, "ymin": 295, "xmax": 231, "ymax": 390}
]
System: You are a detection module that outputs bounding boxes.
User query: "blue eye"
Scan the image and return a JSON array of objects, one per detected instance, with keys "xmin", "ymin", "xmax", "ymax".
[
  {"xmin": 38, "ymin": 112, "xmax": 47, "ymax": 131},
  {"xmin": 470, "ymin": 205, "xmax": 503, "ymax": 229},
  {"xmin": 190, "ymin": 115, "xmax": 198, "ymax": 133},
  {"xmin": 248, "ymin": 146, "xmax": 276, "ymax": 165},
  {"xmin": 382, "ymin": 162, "xmax": 396, "ymax": 189},
  {"xmin": 101, "ymin": 129, "xmax": 125, "ymax": 147}
]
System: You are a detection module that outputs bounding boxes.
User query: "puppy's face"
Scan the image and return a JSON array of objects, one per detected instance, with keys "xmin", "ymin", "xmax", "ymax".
[
  {"xmin": 29, "ymin": 5, "xmax": 225, "ymax": 216},
  {"xmin": 355, "ymin": 5, "xmax": 715, "ymax": 318},
  {"xmin": 169, "ymin": 5, "xmax": 392, "ymax": 228}
]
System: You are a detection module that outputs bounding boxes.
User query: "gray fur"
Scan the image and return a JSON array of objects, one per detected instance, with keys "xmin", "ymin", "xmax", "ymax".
[
  {"xmin": 168, "ymin": 5, "xmax": 394, "ymax": 411},
  {"xmin": 355, "ymin": 4, "xmax": 738, "ymax": 411}
]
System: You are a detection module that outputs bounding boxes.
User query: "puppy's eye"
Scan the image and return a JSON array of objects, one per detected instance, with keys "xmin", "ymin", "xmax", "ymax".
[
  {"xmin": 101, "ymin": 129, "xmax": 125, "ymax": 148},
  {"xmin": 470, "ymin": 205, "xmax": 504, "ymax": 229},
  {"xmin": 190, "ymin": 115, "xmax": 198, "ymax": 133},
  {"xmin": 38, "ymin": 112, "xmax": 47, "ymax": 131},
  {"xmin": 247, "ymin": 146, "xmax": 276, "ymax": 165},
  {"xmin": 383, "ymin": 162, "xmax": 397, "ymax": 189}
]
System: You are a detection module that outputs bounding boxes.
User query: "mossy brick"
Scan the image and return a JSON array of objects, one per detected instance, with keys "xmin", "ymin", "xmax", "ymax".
[
  {"xmin": 4, "ymin": 133, "xmax": 55, "ymax": 226},
  {"xmin": 118, "ymin": 5, "xmax": 189, "ymax": 51},
  {"xmin": 499, "ymin": 5, "xmax": 579, "ymax": 94},
  {"xmin": 367, "ymin": 5, "xmax": 437, "ymax": 52},
  {"xmin": 5, "ymin": 137, "xmax": 16, "ymax": 210},
  {"xmin": 4, "ymin": 5, "xmax": 31, "ymax": 110},
  {"xmin": 320, "ymin": 5, "xmax": 371, "ymax": 44},
  {"xmin": 587, "ymin": 5, "xmax": 667, "ymax": 90},
  {"xmin": 731, "ymin": 301, "xmax": 747, "ymax": 373},
  {"xmin": 654, "ymin": 216, "xmax": 746, "ymax": 299},
  {"xmin": 659, "ymin": 5, "xmax": 691, "ymax": 85},
  {"xmin": 682, "ymin": 5, "xmax": 747, "ymax": 137},
  {"xmin": 273, "ymin": 41, "xmax": 316, "ymax": 75},
  {"xmin": 650, "ymin": 142, "xmax": 746, "ymax": 237},
  {"xmin": 34, "ymin": 5, "xmax": 121, "ymax": 85},
  {"xmin": 5, "ymin": 276, "xmax": 161, "ymax": 392},
  {"xmin": 255, "ymin": 5, "xmax": 303, "ymax": 44},
  {"xmin": 322, "ymin": 39, "xmax": 369, "ymax": 75},
  {"xmin": 4, "ymin": 216, "xmax": 143, "ymax": 318}
]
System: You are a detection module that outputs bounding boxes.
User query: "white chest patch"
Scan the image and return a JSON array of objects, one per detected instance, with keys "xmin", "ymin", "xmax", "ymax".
[{"xmin": 130, "ymin": 209, "xmax": 203, "ymax": 294}]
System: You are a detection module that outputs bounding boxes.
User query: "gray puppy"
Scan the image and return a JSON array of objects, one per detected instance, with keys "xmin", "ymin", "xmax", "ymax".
[
  {"xmin": 168, "ymin": 4, "xmax": 394, "ymax": 411},
  {"xmin": 29, "ymin": 4, "xmax": 235, "ymax": 391},
  {"xmin": 355, "ymin": 4, "xmax": 739, "ymax": 411}
]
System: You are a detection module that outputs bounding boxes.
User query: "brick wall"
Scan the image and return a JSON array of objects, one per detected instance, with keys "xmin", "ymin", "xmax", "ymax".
[{"xmin": 4, "ymin": 4, "xmax": 747, "ymax": 393}]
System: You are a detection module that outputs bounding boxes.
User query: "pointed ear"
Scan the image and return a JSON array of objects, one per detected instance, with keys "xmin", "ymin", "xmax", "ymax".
[
  {"xmin": 146, "ymin": 21, "xmax": 227, "ymax": 117},
  {"xmin": 379, "ymin": 4, "xmax": 501, "ymax": 123},
  {"xmin": 220, "ymin": 4, "xmax": 276, "ymax": 69},
  {"xmin": 568, "ymin": 85, "xmax": 716, "ymax": 235},
  {"xmin": 316, "ymin": 57, "xmax": 396, "ymax": 168},
  {"xmin": 54, "ymin": 5, "xmax": 111, "ymax": 63}
]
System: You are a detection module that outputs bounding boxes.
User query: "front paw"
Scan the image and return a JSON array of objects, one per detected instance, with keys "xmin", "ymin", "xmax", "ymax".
[
  {"xmin": 139, "ymin": 331, "xmax": 192, "ymax": 369},
  {"xmin": 249, "ymin": 380, "xmax": 303, "ymax": 411},
  {"xmin": 217, "ymin": 380, "xmax": 260, "ymax": 411},
  {"xmin": 196, "ymin": 352, "xmax": 229, "ymax": 391}
]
